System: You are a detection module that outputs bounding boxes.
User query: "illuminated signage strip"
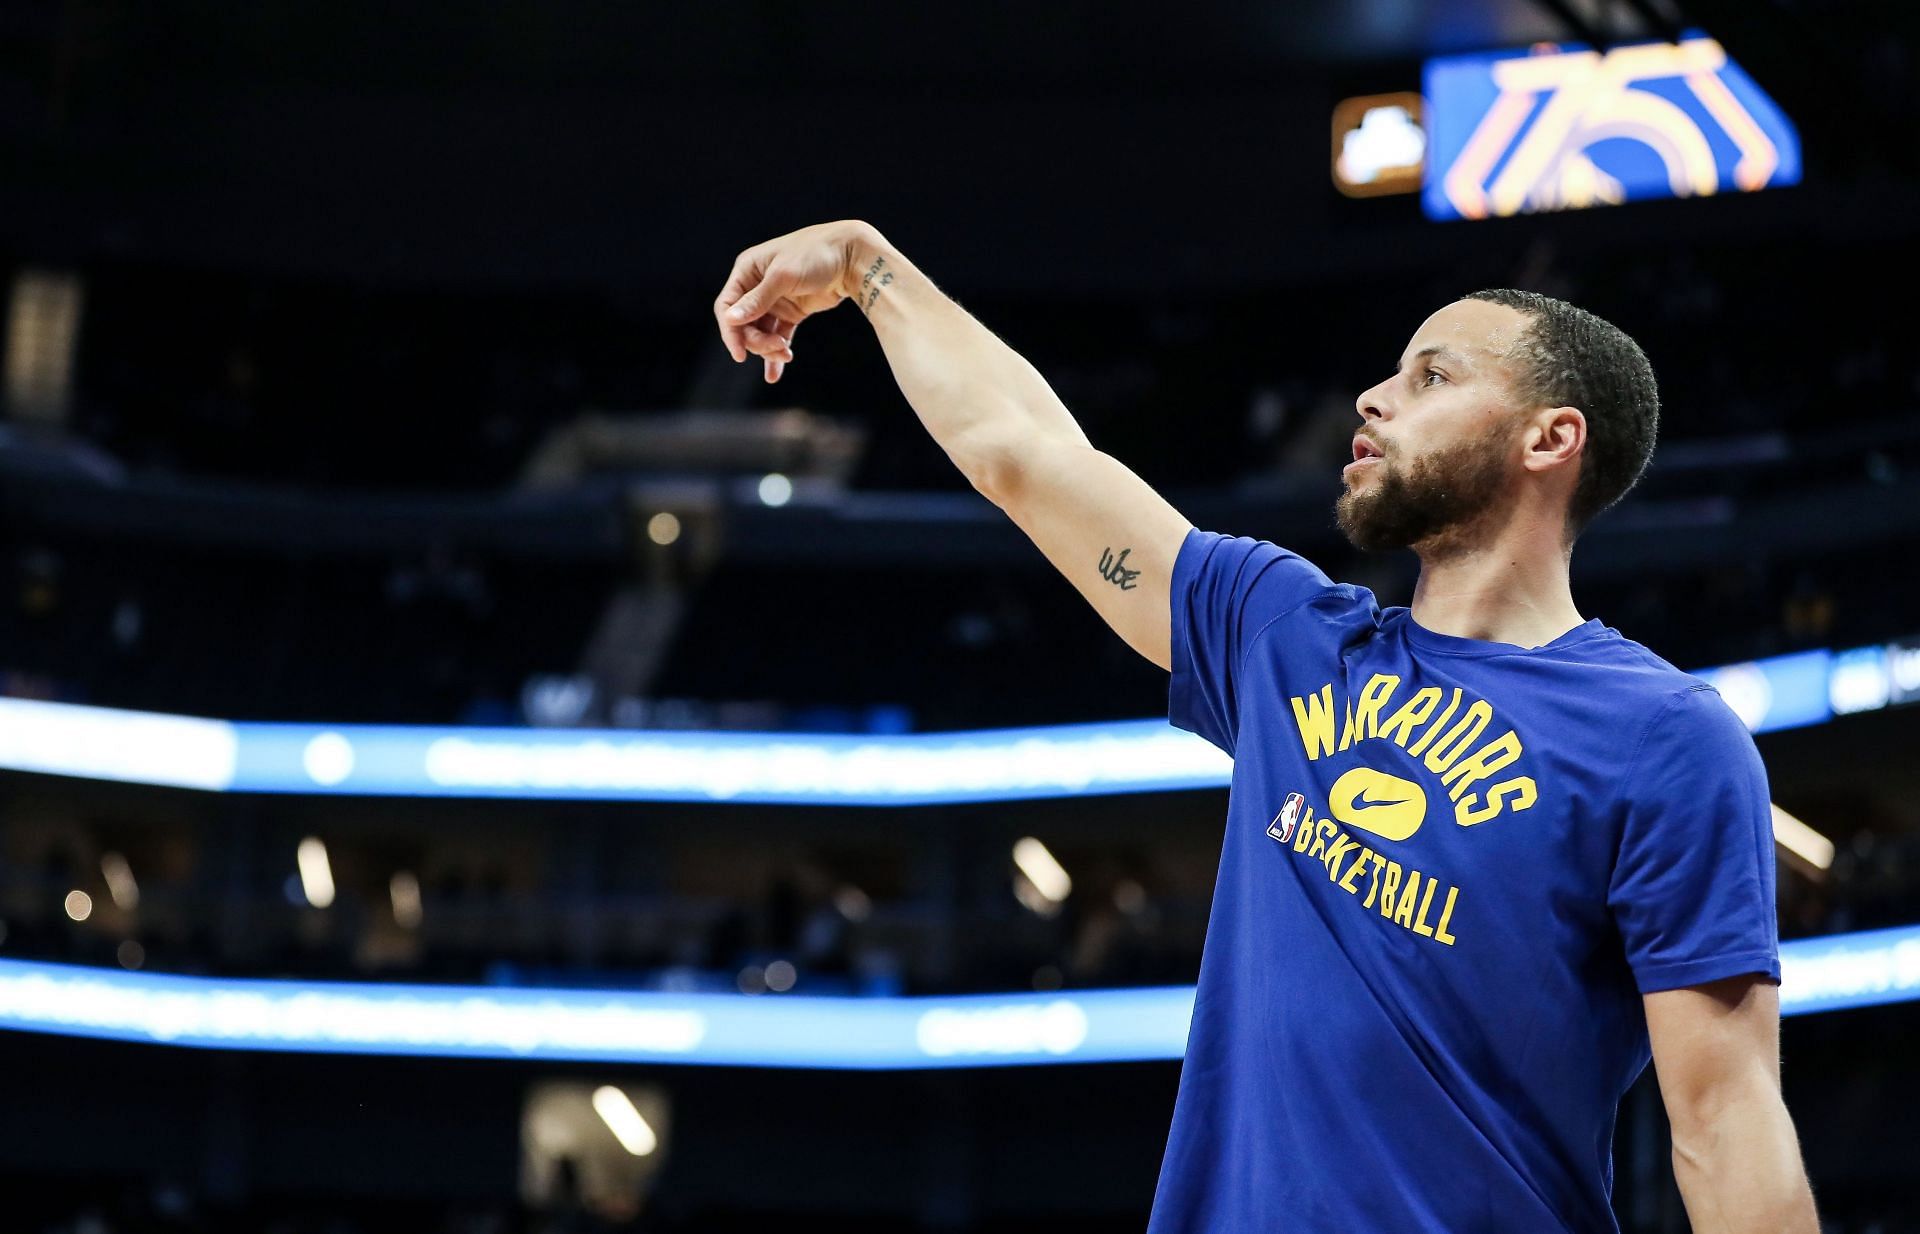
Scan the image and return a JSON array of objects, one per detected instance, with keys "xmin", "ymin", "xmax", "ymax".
[
  {"xmin": 0, "ymin": 639, "xmax": 1908, "ymax": 803},
  {"xmin": 0, "ymin": 703, "xmax": 1234, "ymax": 804},
  {"xmin": 0, "ymin": 698, "xmax": 238, "ymax": 791},
  {"xmin": 0, "ymin": 927, "xmax": 1910, "ymax": 1066},
  {"xmin": 0, "ymin": 960, "xmax": 1192, "ymax": 1068},
  {"xmin": 1777, "ymin": 923, "xmax": 1920, "ymax": 1017}
]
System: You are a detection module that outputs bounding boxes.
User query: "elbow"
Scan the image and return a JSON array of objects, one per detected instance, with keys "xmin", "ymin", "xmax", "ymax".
[
  {"xmin": 1666, "ymin": 1079, "xmax": 1795, "ymax": 1176},
  {"xmin": 1665, "ymin": 1090, "xmax": 1742, "ymax": 1161},
  {"xmin": 959, "ymin": 427, "xmax": 1027, "ymax": 508}
]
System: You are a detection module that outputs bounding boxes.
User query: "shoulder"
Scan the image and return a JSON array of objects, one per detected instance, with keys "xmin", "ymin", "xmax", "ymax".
[
  {"xmin": 1614, "ymin": 679, "xmax": 1766, "ymax": 813},
  {"xmin": 1632, "ymin": 681, "xmax": 1753, "ymax": 751},
  {"xmin": 1177, "ymin": 528, "xmax": 1326, "ymax": 585},
  {"xmin": 1585, "ymin": 637, "xmax": 1740, "ymax": 742},
  {"xmin": 1177, "ymin": 529, "xmax": 1377, "ymax": 625},
  {"xmin": 1536, "ymin": 631, "xmax": 1758, "ymax": 767},
  {"xmin": 1558, "ymin": 632, "xmax": 1735, "ymax": 720}
]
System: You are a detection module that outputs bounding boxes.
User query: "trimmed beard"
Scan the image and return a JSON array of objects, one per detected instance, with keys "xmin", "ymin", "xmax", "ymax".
[{"xmin": 1335, "ymin": 420, "xmax": 1515, "ymax": 555}]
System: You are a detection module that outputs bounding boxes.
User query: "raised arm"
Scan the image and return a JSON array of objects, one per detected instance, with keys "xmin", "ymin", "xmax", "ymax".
[{"xmin": 715, "ymin": 221, "xmax": 1192, "ymax": 671}]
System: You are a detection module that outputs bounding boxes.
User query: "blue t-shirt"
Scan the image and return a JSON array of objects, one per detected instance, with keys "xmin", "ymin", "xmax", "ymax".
[{"xmin": 1149, "ymin": 528, "xmax": 1781, "ymax": 1234}]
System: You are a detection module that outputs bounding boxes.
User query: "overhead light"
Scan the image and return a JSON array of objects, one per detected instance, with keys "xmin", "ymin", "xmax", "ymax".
[
  {"xmin": 757, "ymin": 473, "xmax": 793, "ymax": 507},
  {"xmin": 4, "ymin": 269, "xmax": 84, "ymax": 425},
  {"xmin": 63, "ymin": 889, "xmax": 93, "ymax": 922},
  {"xmin": 591, "ymin": 1085, "xmax": 659, "ymax": 1157},
  {"xmin": 302, "ymin": 732, "xmax": 356, "ymax": 786},
  {"xmin": 1771, "ymin": 804, "xmax": 1834, "ymax": 872},
  {"xmin": 101, "ymin": 852, "xmax": 140, "ymax": 910},
  {"xmin": 764, "ymin": 960, "xmax": 797, "ymax": 993},
  {"xmin": 833, "ymin": 884, "xmax": 872, "ymax": 922},
  {"xmin": 646, "ymin": 512, "xmax": 682, "ymax": 546},
  {"xmin": 297, "ymin": 837, "xmax": 336, "ymax": 908},
  {"xmin": 1013, "ymin": 837, "xmax": 1072, "ymax": 903},
  {"xmin": 389, "ymin": 870, "xmax": 423, "ymax": 929}
]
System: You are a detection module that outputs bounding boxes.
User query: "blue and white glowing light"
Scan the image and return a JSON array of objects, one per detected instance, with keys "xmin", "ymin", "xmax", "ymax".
[
  {"xmin": 0, "ymin": 924, "xmax": 1909, "ymax": 1067},
  {"xmin": 0, "ymin": 958, "xmax": 1193, "ymax": 1068},
  {"xmin": 0, "ymin": 703, "xmax": 1232, "ymax": 804},
  {"xmin": 0, "ymin": 638, "xmax": 1876, "ymax": 803}
]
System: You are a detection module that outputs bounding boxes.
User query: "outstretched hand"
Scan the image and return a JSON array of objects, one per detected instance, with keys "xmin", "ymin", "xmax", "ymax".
[{"xmin": 713, "ymin": 220, "xmax": 877, "ymax": 384}]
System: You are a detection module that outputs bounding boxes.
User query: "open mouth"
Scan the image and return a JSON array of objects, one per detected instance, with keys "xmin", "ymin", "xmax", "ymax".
[{"xmin": 1345, "ymin": 434, "xmax": 1385, "ymax": 474}]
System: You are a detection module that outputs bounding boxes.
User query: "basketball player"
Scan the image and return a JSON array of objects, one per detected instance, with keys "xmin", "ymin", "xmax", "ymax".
[{"xmin": 714, "ymin": 220, "xmax": 1820, "ymax": 1232}]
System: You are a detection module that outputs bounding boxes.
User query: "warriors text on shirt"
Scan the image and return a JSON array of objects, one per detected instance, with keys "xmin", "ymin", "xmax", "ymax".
[{"xmin": 1287, "ymin": 672, "xmax": 1539, "ymax": 830}]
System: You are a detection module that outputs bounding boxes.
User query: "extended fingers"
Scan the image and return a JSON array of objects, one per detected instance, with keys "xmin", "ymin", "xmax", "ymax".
[
  {"xmin": 767, "ymin": 319, "xmax": 799, "ymax": 383},
  {"xmin": 741, "ymin": 314, "xmax": 795, "ymax": 362},
  {"xmin": 713, "ymin": 251, "xmax": 764, "ymax": 362}
]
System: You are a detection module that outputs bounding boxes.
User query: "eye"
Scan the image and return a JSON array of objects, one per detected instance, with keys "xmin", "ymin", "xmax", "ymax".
[{"xmin": 1420, "ymin": 367, "xmax": 1448, "ymax": 387}]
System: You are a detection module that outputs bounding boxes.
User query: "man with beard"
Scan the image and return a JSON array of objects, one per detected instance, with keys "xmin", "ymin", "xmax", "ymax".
[{"xmin": 713, "ymin": 221, "xmax": 1819, "ymax": 1232}]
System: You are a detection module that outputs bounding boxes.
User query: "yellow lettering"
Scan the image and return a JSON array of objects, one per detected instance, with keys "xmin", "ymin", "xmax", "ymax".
[
  {"xmin": 1392, "ymin": 869, "xmax": 1421, "ymax": 927},
  {"xmin": 1412, "ymin": 875, "xmax": 1440, "ymax": 937},
  {"xmin": 1307, "ymin": 819, "xmax": 1335, "ymax": 861},
  {"xmin": 1422, "ymin": 700, "xmax": 1494, "ymax": 775},
  {"xmin": 1406, "ymin": 688, "xmax": 1462, "ymax": 757},
  {"xmin": 1433, "ymin": 885, "xmax": 1460, "ymax": 945},
  {"xmin": 1290, "ymin": 684, "xmax": 1338, "ymax": 761},
  {"xmin": 1336, "ymin": 697, "xmax": 1358, "ymax": 751},
  {"xmin": 1454, "ymin": 776, "xmax": 1539, "ymax": 827},
  {"xmin": 1376, "ymin": 687, "xmax": 1441, "ymax": 749},
  {"xmin": 1323, "ymin": 831, "xmax": 1360, "ymax": 878},
  {"xmin": 1361, "ymin": 853, "xmax": 1386, "ymax": 908},
  {"xmin": 1291, "ymin": 807, "xmax": 1316, "ymax": 851},
  {"xmin": 1380, "ymin": 861, "xmax": 1403, "ymax": 915},
  {"xmin": 1441, "ymin": 729, "xmax": 1524, "ymax": 800},
  {"xmin": 1339, "ymin": 845, "xmax": 1373, "ymax": 894},
  {"xmin": 1353, "ymin": 673, "xmax": 1401, "ymax": 742}
]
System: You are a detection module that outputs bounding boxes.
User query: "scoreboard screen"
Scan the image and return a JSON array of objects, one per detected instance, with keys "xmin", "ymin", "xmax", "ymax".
[{"xmin": 1422, "ymin": 32, "xmax": 1801, "ymax": 221}]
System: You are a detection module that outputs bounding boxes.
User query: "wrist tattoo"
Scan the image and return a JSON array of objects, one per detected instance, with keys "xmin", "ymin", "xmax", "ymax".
[
  {"xmin": 857, "ymin": 256, "xmax": 895, "ymax": 315},
  {"xmin": 1098, "ymin": 546, "xmax": 1141, "ymax": 591}
]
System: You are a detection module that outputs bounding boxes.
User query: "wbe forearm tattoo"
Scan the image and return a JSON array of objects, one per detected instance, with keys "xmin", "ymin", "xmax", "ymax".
[
  {"xmin": 1099, "ymin": 546, "xmax": 1140, "ymax": 590},
  {"xmin": 857, "ymin": 255, "xmax": 894, "ymax": 315}
]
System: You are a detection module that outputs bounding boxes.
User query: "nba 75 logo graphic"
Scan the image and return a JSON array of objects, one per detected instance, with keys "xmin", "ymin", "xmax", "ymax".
[
  {"xmin": 1267, "ymin": 793, "xmax": 1308, "ymax": 845},
  {"xmin": 1423, "ymin": 32, "xmax": 1800, "ymax": 221}
]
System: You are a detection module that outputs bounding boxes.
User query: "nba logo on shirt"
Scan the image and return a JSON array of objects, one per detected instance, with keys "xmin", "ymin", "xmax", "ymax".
[{"xmin": 1268, "ymin": 792, "xmax": 1308, "ymax": 845}]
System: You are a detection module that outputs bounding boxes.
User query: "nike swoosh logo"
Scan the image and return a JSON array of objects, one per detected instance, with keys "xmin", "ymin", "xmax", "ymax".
[{"xmin": 1328, "ymin": 766, "xmax": 1429, "ymax": 841}]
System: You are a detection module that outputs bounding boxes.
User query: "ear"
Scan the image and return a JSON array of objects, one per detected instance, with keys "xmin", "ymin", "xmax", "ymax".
[{"xmin": 1522, "ymin": 406, "xmax": 1584, "ymax": 474}]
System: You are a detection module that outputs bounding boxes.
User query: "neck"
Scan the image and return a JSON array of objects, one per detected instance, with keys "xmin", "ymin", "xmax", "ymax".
[{"xmin": 1408, "ymin": 501, "xmax": 1585, "ymax": 650}]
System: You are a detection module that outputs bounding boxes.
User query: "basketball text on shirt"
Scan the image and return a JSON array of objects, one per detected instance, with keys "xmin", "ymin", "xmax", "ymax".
[{"xmin": 1267, "ymin": 789, "xmax": 1463, "ymax": 946}]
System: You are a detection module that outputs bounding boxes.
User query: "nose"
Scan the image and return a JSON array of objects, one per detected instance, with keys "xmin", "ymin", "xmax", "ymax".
[{"xmin": 1354, "ymin": 379, "xmax": 1388, "ymax": 423}]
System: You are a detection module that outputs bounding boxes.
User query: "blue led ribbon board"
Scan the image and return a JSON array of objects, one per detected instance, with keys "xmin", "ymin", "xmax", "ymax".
[
  {"xmin": 1423, "ymin": 32, "xmax": 1801, "ymax": 221},
  {"xmin": 0, "ymin": 639, "xmax": 1871, "ymax": 802},
  {"xmin": 0, "ymin": 925, "xmax": 1911, "ymax": 1067}
]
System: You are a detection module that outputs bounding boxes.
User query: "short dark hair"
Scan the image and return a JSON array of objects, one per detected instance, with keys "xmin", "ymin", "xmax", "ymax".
[{"xmin": 1464, "ymin": 288, "xmax": 1659, "ymax": 538}]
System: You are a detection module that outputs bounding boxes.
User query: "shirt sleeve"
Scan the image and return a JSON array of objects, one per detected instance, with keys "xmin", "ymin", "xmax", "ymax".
[
  {"xmin": 1167, "ymin": 527, "xmax": 1340, "ymax": 757},
  {"xmin": 1607, "ymin": 684, "xmax": 1782, "ymax": 994}
]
